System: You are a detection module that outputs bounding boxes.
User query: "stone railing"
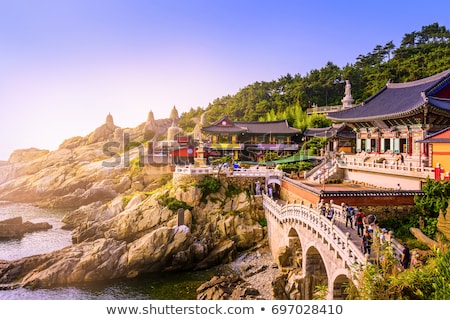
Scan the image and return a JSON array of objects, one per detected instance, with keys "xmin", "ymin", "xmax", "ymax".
[
  {"xmin": 338, "ymin": 156, "xmax": 434, "ymax": 179},
  {"xmin": 318, "ymin": 201, "xmax": 404, "ymax": 260},
  {"xmin": 174, "ymin": 165, "xmax": 284, "ymax": 179},
  {"xmin": 227, "ymin": 168, "xmax": 284, "ymax": 178},
  {"xmin": 263, "ymin": 194, "xmax": 367, "ymax": 270},
  {"xmin": 174, "ymin": 166, "xmax": 212, "ymax": 175}
]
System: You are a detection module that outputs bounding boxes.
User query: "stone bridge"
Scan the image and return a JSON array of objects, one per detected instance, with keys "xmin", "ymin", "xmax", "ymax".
[{"xmin": 263, "ymin": 193, "xmax": 373, "ymax": 300}]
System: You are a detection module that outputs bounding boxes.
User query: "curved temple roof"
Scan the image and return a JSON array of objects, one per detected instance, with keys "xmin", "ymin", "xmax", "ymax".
[
  {"xmin": 201, "ymin": 116, "xmax": 301, "ymax": 135},
  {"xmin": 328, "ymin": 70, "xmax": 450, "ymax": 122}
]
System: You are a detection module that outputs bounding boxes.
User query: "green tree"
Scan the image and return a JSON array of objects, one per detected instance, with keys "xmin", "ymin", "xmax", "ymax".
[
  {"xmin": 414, "ymin": 178, "xmax": 450, "ymax": 218},
  {"xmin": 177, "ymin": 23, "xmax": 450, "ymax": 142}
]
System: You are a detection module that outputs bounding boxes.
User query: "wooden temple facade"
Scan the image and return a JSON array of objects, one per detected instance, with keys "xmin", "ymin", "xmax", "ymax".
[
  {"xmin": 201, "ymin": 116, "xmax": 302, "ymax": 161},
  {"xmin": 328, "ymin": 70, "xmax": 450, "ymax": 165}
]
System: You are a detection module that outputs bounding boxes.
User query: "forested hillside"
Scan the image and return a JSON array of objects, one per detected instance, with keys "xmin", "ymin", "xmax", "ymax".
[{"xmin": 178, "ymin": 23, "xmax": 450, "ymax": 132}]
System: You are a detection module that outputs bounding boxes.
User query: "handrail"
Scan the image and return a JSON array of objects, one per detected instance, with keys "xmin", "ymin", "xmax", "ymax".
[
  {"xmin": 263, "ymin": 194, "xmax": 405, "ymax": 270},
  {"xmin": 262, "ymin": 194, "xmax": 367, "ymax": 271},
  {"xmin": 338, "ymin": 157, "xmax": 434, "ymax": 179},
  {"xmin": 174, "ymin": 165, "xmax": 284, "ymax": 178}
]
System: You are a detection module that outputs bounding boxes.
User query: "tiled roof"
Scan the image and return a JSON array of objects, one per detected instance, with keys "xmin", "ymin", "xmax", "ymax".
[
  {"xmin": 328, "ymin": 70, "xmax": 450, "ymax": 122},
  {"xmin": 418, "ymin": 126, "xmax": 450, "ymax": 143},
  {"xmin": 304, "ymin": 123, "xmax": 355, "ymax": 139},
  {"xmin": 201, "ymin": 116, "xmax": 301, "ymax": 135},
  {"xmin": 201, "ymin": 116, "xmax": 247, "ymax": 133},
  {"xmin": 235, "ymin": 120, "xmax": 301, "ymax": 134}
]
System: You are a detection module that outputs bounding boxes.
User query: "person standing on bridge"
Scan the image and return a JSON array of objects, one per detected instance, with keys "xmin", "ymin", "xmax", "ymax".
[
  {"xmin": 326, "ymin": 201, "xmax": 335, "ymax": 220},
  {"xmin": 345, "ymin": 204, "xmax": 354, "ymax": 229},
  {"xmin": 361, "ymin": 229, "xmax": 372, "ymax": 255},
  {"xmin": 355, "ymin": 209, "xmax": 365, "ymax": 237}
]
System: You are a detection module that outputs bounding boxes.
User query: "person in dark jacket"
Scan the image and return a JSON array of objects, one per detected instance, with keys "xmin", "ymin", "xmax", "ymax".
[{"xmin": 401, "ymin": 242, "xmax": 411, "ymax": 269}]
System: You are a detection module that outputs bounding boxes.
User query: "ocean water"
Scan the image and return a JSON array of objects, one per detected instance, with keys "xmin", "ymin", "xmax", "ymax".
[{"xmin": 0, "ymin": 201, "xmax": 218, "ymax": 300}]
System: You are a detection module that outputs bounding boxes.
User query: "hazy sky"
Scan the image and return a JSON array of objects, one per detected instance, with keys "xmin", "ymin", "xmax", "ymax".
[{"xmin": 1, "ymin": 0, "xmax": 449, "ymax": 160}]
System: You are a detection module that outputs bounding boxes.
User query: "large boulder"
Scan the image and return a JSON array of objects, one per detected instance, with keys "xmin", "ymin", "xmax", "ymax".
[
  {"xmin": 196, "ymin": 274, "xmax": 261, "ymax": 300},
  {"xmin": 0, "ymin": 226, "xmax": 197, "ymax": 288}
]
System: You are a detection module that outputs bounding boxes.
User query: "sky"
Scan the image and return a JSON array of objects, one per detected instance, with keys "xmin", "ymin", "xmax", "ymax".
[{"xmin": 1, "ymin": 0, "xmax": 449, "ymax": 161}]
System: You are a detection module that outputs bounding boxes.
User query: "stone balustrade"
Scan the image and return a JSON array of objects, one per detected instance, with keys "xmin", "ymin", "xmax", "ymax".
[
  {"xmin": 262, "ymin": 193, "xmax": 367, "ymax": 270},
  {"xmin": 174, "ymin": 165, "xmax": 284, "ymax": 179},
  {"xmin": 338, "ymin": 156, "xmax": 434, "ymax": 179},
  {"xmin": 264, "ymin": 194, "xmax": 405, "ymax": 270}
]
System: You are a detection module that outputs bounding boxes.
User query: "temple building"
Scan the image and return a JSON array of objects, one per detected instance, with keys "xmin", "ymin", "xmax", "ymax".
[
  {"xmin": 201, "ymin": 116, "xmax": 302, "ymax": 161},
  {"xmin": 328, "ymin": 70, "xmax": 450, "ymax": 165},
  {"xmin": 303, "ymin": 123, "xmax": 356, "ymax": 154},
  {"xmin": 418, "ymin": 126, "xmax": 450, "ymax": 178}
]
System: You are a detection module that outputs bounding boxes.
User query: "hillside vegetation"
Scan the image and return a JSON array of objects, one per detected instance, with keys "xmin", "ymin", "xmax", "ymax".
[{"xmin": 179, "ymin": 23, "xmax": 450, "ymax": 132}]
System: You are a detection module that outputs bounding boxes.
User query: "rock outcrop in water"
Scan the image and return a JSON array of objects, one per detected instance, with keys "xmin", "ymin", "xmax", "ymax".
[
  {"xmin": 0, "ymin": 216, "xmax": 52, "ymax": 239},
  {"xmin": 0, "ymin": 112, "xmax": 268, "ymax": 291}
]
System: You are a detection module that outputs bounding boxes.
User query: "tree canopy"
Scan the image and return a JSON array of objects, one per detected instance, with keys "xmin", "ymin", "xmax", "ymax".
[{"xmin": 178, "ymin": 23, "xmax": 450, "ymax": 132}]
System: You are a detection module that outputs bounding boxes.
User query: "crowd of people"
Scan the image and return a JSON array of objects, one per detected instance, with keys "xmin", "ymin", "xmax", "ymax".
[{"xmin": 317, "ymin": 199, "xmax": 412, "ymax": 270}]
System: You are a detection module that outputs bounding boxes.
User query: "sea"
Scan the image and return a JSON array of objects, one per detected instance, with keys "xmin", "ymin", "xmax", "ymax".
[{"xmin": 0, "ymin": 201, "xmax": 222, "ymax": 300}]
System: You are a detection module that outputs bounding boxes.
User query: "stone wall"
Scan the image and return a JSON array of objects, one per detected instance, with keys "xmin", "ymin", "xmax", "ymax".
[{"xmin": 281, "ymin": 180, "xmax": 319, "ymax": 206}]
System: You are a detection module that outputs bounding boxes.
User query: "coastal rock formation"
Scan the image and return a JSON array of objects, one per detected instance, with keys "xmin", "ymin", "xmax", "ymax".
[
  {"xmin": 0, "ymin": 217, "xmax": 52, "ymax": 239},
  {"xmin": 0, "ymin": 185, "xmax": 264, "ymax": 288},
  {"xmin": 8, "ymin": 148, "xmax": 50, "ymax": 163},
  {"xmin": 0, "ymin": 110, "xmax": 269, "ymax": 292},
  {"xmin": 0, "ymin": 170, "xmax": 266, "ymax": 289},
  {"xmin": 86, "ymin": 113, "xmax": 118, "ymax": 145},
  {"xmin": 0, "ymin": 226, "xmax": 192, "ymax": 288}
]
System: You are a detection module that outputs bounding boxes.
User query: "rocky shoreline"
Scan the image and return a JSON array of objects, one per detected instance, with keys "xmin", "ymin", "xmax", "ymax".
[
  {"xmin": 0, "ymin": 113, "xmax": 280, "ymax": 296},
  {"xmin": 197, "ymin": 243, "xmax": 280, "ymax": 300}
]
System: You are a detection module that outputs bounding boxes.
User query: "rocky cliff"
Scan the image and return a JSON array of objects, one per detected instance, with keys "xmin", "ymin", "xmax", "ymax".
[{"xmin": 0, "ymin": 114, "xmax": 268, "ymax": 291}]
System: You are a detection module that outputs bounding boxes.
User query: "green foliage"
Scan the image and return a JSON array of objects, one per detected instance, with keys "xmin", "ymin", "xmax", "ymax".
[
  {"xmin": 415, "ymin": 178, "xmax": 450, "ymax": 218},
  {"xmin": 380, "ymin": 216, "xmax": 414, "ymax": 240},
  {"xmin": 122, "ymin": 195, "xmax": 133, "ymax": 208},
  {"xmin": 421, "ymin": 217, "xmax": 438, "ymax": 238},
  {"xmin": 196, "ymin": 176, "xmax": 222, "ymax": 202},
  {"xmin": 176, "ymin": 23, "xmax": 450, "ymax": 136},
  {"xmin": 277, "ymin": 161, "xmax": 315, "ymax": 173},
  {"xmin": 308, "ymin": 113, "xmax": 332, "ymax": 128},
  {"xmin": 157, "ymin": 193, "xmax": 193, "ymax": 212},
  {"xmin": 129, "ymin": 157, "xmax": 143, "ymax": 177},
  {"xmin": 350, "ymin": 243, "xmax": 450, "ymax": 300},
  {"xmin": 211, "ymin": 156, "xmax": 233, "ymax": 168},
  {"xmin": 178, "ymin": 106, "xmax": 204, "ymax": 132},
  {"xmin": 304, "ymin": 137, "xmax": 327, "ymax": 156},
  {"xmin": 262, "ymin": 151, "xmax": 281, "ymax": 162},
  {"xmin": 432, "ymin": 248, "xmax": 450, "ymax": 299},
  {"xmin": 258, "ymin": 218, "xmax": 267, "ymax": 227},
  {"xmin": 313, "ymin": 285, "xmax": 328, "ymax": 300},
  {"xmin": 225, "ymin": 183, "xmax": 242, "ymax": 199}
]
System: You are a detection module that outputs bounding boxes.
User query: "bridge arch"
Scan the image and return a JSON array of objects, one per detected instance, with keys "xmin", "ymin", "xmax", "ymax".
[
  {"xmin": 286, "ymin": 228, "xmax": 303, "ymax": 268},
  {"xmin": 303, "ymin": 245, "xmax": 328, "ymax": 299},
  {"xmin": 263, "ymin": 193, "xmax": 367, "ymax": 299},
  {"xmin": 331, "ymin": 272, "xmax": 351, "ymax": 300}
]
